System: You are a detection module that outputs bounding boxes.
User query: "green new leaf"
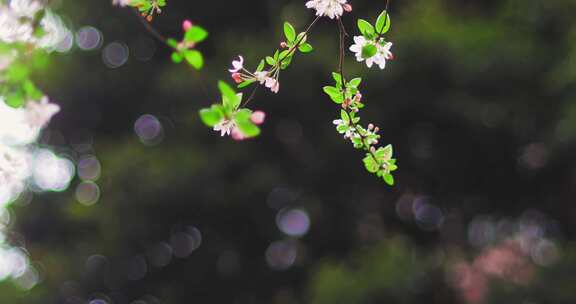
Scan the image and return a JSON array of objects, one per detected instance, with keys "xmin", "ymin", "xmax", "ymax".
[
  {"xmin": 363, "ymin": 154, "xmax": 380, "ymax": 173},
  {"xmin": 265, "ymin": 56, "xmax": 276, "ymax": 66},
  {"xmin": 235, "ymin": 109, "xmax": 261, "ymax": 137},
  {"xmin": 323, "ymin": 86, "xmax": 344, "ymax": 104},
  {"xmin": 171, "ymin": 52, "xmax": 183, "ymax": 63},
  {"xmin": 348, "ymin": 77, "xmax": 362, "ymax": 88},
  {"xmin": 283, "ymin": 22, "xmax": 296, "ymax": 42},
  {"xmin": 375, "ymin": 11, "xmax": 391, "ymax": 34},
  {"xmin": 166, "ymin": 38, "xmax": 179, "ymax": 49},
  {"xmin": 185, "ymin": 50, "xmax": 204, "ymax": 70},
  {"xmin": 383, "ymin": 173, "xmax": 395, "ymax": 186},
  {"xmin": 376, "ymin": 145, "xmax": 393, "ymax": 161},
  {"xmin": 199, "ymin": 105, "xmax": 224, "ymax": 127},
  {"xmin": 238, "ymin": 79, "xmax": 256, "ymax": 89},
  {"xmin": 332, "ymin": 72, "xmax": 343, "ymax": 85},
  {"xmin": 361, "ymin": 45, "xmax": 377, "ymax": 59},
  {"xmin": 184, "ymin": 25, "xmax": 208, "ymax": 43},
  {"xmin": 218, "ymin": 81, "xmax": 241, "ymax": 111},
  {"xmin": 256, "ymin": 59, "xmax": 266, "ymax": 72},
  {"xmin": 340, "ymin": 110, "xmax": 350, "ymax": 124},
  {"xmin": 357, "ymin": 19, "xmax": 375, "ymax": 37},
  {"xmin": 298, "ymin": 43, "xmax": 313, "ymax": 53}
]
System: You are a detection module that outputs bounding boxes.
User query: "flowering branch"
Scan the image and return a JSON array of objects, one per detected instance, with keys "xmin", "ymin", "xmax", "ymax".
[
  {"xmin": 198, "ymin": 0, "xmax": 399, "ymax": 185},
  {"xmin": 115, "ymin": 0, "xmax": 208, "ymax": 70}
]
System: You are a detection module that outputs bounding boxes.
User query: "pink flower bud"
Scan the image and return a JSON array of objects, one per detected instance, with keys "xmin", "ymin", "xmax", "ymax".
[
  {"xmin": 355, "ymin": 93, "xmax": 362, "ymax": 102},
  {"xmin": 251, "ymin": 111, "xmax": 266, "ymax": 125},
  {"xmin": 280, "ymin": 41, "xmax": 288, "ymax": 48},
  {"xmin": 368, "ymin": 124, "xmax": 374, "ymax": 130},
  {"xmin": 182, "ymin": 20, "xmax": 193, "ymax": 31},
  {"xmin": 343, "ymin": 4, "xmax": 353, "ymax": 12},
  {"xmin": 232, "ymin": 73, "xmax": 243, "ymax": 84},
  {"xmin": 231, "ymin": 127, "xmax": 246, "ymax": 141}
]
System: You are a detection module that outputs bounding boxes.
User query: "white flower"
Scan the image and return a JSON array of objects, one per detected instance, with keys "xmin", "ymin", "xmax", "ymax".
[
  {"xmin": 349, "ymin": 36, "xmax": 394, "ymax": 70},
  {"xmin": 306, "ymin": 0, "xmax": 347, "ymax": 19},
  {"xmin": 36, "ymin": 11, "xmax": 69, "ymax": 51},
  {"xmin": 333, "ymin": 119, "xmax": 356, "ymax": 138},
  {"xmin": 0, "ymin": 145, "xmax": 31, "ymax": 202},
  {"xmin": 0, "ymin": 97, "xmax": 59, "ymax": 146},
  {"xmin": 265, "ymin": 77, "xmax": 279, "ymax": 94},
  {"xmin": 228, "ymin": 55, "xmax": 244, "ymax": 73},
  {"xmin": 254, "ymin": 71, "xmax": 269, "ymax": 84},
  {"xmin": 24, "ymin": 97, "xmax": 60, "ymax": 130},
  {"xmin": 213, "ymin": 119, "xmax": 236, "ymax": 137},
  {"xmin": 0, "ymin": 7, "xmax": 34, "ymax": 44},
  {"xmin": 112, "ymin": 0, "xmax": 132, "ymax": 7},
  {"xmin": 9, "ymin": 0, "xmax": 43, "ymax": 18}
]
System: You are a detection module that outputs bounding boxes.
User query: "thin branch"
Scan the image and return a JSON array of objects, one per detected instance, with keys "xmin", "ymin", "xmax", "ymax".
[
  {"xmin": 132, "ymin": 9, "xmax": 169, "ymax": 45},
  {"xmin": 336, "ymin": 17, "xmax": 379, "ymax": 160}
]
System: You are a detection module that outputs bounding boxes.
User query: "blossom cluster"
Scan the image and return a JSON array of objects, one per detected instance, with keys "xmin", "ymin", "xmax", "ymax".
[
  {"xmin": 1, "ymin": 0, "xmax": 69, "ymax": 198},
  {"xmin": 349, "ymin": 10, "xmax": 394, "ymax": 69},
  {"xmin": 197, "ymin": 1, "xmax": 399, "ymax": 184},
  {"xmin": 113, "ymin": 0, "xmax": 166, "ymax": 22},
  {"xmin": 199, "ymin": 81, "xmax": 265, "ymax": 141},
  {"xmin": 0, "ymin": 0, "xmax": 69, "ymax": 51},
  {"xmin": 324, "ymin": 73, "xmax": 398, "ymax": 185},
  {"xmin": 305, "ymin": 0, "xmax": 352, "ymax": 19},
  {"xmin": 226, "ymin": 22, "xmax": 314, "ymax": 95}
]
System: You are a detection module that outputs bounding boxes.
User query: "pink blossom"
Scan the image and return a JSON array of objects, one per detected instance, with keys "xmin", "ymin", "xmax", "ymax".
[
  {"xmin": 228, "ymin": 55, "xmax": 244, "ymax": 73},
  {"xmin": 231, "ymin": 127, "xmax": 246, "ymax": 141},
  {"xmin": 182, "ymin": 20, "xmax": 193, "ymax": 31},
  {"xmin": 250, "ymin": 111, "xmax": 266, "ymax": 125}
]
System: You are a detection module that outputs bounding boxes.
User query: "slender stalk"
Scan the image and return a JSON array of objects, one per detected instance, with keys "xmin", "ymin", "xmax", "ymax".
[
  {"xmin": 336, "ymin": 18, "xmax": 379, "ymax": 160},
  {"xmin": 241, "ymin": 15, "xmax": 322, "ymax": 107}
]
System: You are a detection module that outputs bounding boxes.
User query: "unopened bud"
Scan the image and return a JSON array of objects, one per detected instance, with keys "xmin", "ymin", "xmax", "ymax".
[
  {"xmin": 370, "ymin": 146, "xmax": 376, "ymax": 153},
  {"xmin": 182, "ymin": 20, "xmax": 193, "ymax": 31},
  {"xmin": 232, "ymin": 73, "xmax": 243, "ymax": 84},
  {"xmin": 280, "ymin": 41, "xmax": 288, "ymax": 48},
  {"xmin": 368, "ymin": 124, "xmax": 374, "ymax": 130},
  {"xmin": 374, "ymin": 127, "xmax": 380, "ymax": 133},
  {"xmin": 251, "ymin": 111, "xmax": 266, "ymax": 125},
  {"xmin": 146, "ymin": 15, "xmax": 153, "ymax": 22},
  {"xmin": 343, "ymin": 4, "xmax": 353, "ymax": 12}
]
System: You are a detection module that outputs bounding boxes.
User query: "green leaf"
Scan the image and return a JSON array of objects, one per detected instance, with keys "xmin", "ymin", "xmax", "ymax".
[
  {"xmin": 323, "ymin": 86, "xmax": 344, "ymax": 104},
  {"xmin": 265, "ymin": 56, "xmax": 276, "ymax": 66},
  {"xmin": 184, "ymin": 25, "xmax": 208, "ymax": 43},
  {"xmin": 361, "ymin": 45, "xmax": 377, "ymax": 59},
  {"xmin": 363, "ymin": 154, "xmax": 380, "ymax": 173},
  {"xmin": 283, "ymin": 22, "xmax": 296, "ymax": 42},
  {"xmin": 238, "ymin": 79, "xmax": 256, "ymax": 89},
  {"xmin": 348, "ymin": 77, "xmax": 362, "ymax": 88},
  {"xmin": 218, "ymin": 81, "xmax": 241, "ymax": 111},
  {"xmin": 171, "ymin": 52, "xmax": 183, "ymax": 63},
  {"xmin": 298, "ymin": 43, "xmax": 313, "ymax": 53},
  {"xmin": 375, "ymin": 11, "xmax": 391, "ymax": 34},
  {"xmin": 340, "ymin": 110, "xmax": 350, "ymax": 124},
  {"xmin": 235, "ymin": 109, "xmax": 261, "ymax": 137},
  {"xmin": 199, "ymin": 105, "xmax": 224, "ymax": 127},
  {"xmin": 383, "ymin": 173, "xmax": 395, "ymax": 186},
  {"xmin": 5, "ymin": 92, "xmax": 25, "ymax": 108},
  {"xmin": 185, "ymin": 50, "xmax": 204, "ymax": 70},
  {"xmin": 166, "ymin": 38, "xmax": 179, "ymax": 49},
  {"xmin": 256, "ymin": 59, "xmax": 266, "ymax": 72},
  {"xmin": 357, "ymin": 19, "xmax": 375, "ymax": 37},
  {"xmin": 376, "ymin": 145, "xmax": 393, "ymax": 161},
  {"xmin": 332, "ymin": 72, "xmax": 343, "ymax": 85}
]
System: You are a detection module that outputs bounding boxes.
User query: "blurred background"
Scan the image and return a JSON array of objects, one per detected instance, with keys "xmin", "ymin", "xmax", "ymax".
[{"xmin": 1, "ymin": 0, "xmax": 576, "ymax": 303}]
